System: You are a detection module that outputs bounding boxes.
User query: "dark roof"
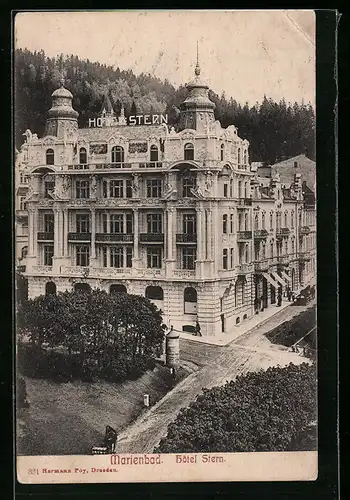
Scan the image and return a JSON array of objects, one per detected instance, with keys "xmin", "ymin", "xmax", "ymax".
[
  {"xmin": 78, "ymin": 125, "xmax": 166, "ymax": 142},
  {"xmin": 270, "ymin": 154, "xmax": 316, "ymax": 192}
]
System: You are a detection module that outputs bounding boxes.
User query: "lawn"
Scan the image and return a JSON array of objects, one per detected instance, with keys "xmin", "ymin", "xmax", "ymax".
[{"xmin": 17, "ymin": 363, "xmax": 189, "ymax": 456}]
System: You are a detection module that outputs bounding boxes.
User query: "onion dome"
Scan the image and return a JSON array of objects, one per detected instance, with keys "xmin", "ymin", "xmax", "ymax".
[{"xmin": 47, "ymin": 77, "xmax": 79, "ymax": 120}]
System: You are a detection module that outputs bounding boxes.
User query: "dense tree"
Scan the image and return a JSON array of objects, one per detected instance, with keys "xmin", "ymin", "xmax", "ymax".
[
  {"xmin": 15, "ymin": 49, "xmax": 315, "ymax": 163},
  {"xmin": 155, "ymin": 363, "xmax": 316, "ymax": 453},
  {"xmin": 17, "ymin": 289, "xmax": 166, "ymax": 382}
]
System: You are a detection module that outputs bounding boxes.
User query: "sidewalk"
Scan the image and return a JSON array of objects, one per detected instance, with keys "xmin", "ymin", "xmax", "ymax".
[{"xmin": 180, "ymin": 299, "xmax": 293, "ymax": 346}]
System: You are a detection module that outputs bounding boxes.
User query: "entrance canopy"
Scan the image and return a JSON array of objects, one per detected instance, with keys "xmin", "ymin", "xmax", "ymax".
[
  {"xmin": 262, "ymin": 273, "xmax": 280, "ymax": 290},
  {"xmin": 271, "ymin": 272, "xmax": 288, "ymax": 287},
  {"xmin": 281, "ymin": 271, "xmax": 292, "ymax": 284}
]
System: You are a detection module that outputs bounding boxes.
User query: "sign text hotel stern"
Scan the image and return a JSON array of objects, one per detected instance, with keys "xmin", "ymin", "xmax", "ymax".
[{"xmin": 88, "ymin": 114, "xmax": 168, "ymax": 127}]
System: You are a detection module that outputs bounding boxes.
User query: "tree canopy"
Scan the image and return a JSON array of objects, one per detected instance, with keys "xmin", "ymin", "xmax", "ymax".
[
  {"xmin": 155, "ymin": 363, "xmax": 316, "ymax": 453},
  {"xmin": 17, "ymin": 288, "xmax": 166, "ymax": 382},
  {"xmin": 15, "ymin": 49, "xmax": 315, "ymax": 164}
]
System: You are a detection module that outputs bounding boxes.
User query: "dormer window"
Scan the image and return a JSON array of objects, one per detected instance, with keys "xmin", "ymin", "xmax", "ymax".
[
  {"xmin": 150, "ymin": 145, "xmax": 159, "ymax": 162},
  {"xmin": 79, "ymin": 147, "xmax": 87, "ymax": 164},
  {"xmin": 111, "ymin": 146, "xmax": 124, "ymax": 164},
  {"xmin": 46, "ymin": 149, "xmax": 54, "ymax": 165},
  {"xmin": 220, "ymin": 144, "xmax": 224, "ymax": 161},
  {"xmin": 184, "ymin": 143, "xmax": 194, "ymax": 161}
]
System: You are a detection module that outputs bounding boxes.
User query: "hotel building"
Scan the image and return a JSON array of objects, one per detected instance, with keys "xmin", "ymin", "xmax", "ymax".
[{"xmin": 16, "ymin": 61, "xmax": 316, "ymax": 336}]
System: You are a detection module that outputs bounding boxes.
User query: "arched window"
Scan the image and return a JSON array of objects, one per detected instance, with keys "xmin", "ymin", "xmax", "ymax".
[
  {"xmin": 284, "ymin": 211, "xmax": 288, "ymax": 227},
  {"xmin": 79, "ymin": 147, "xmax": 87, "ymax": 164},
  {"xmin": 254, "ymin": 213, "xmax": 259, "ymax": 230},
  {"xmin": 45, "ymin": 281, "xmax": 56, "ymax": 296},
  {"xmin": 270, "ymin": 212, "xmax": 273, "ymax": 229},
  {"xmin": 237, "ymin": 148, "xmax": 241, "ymax": 165},
  {"xmin": 262, "ymin": 213, "xmax": 265, "ymax": 229},
  {"xmin": 46, "ymin": 149, "xmax": 54, "ymax": 165},
  {"xmin": 110, "ymin": 284, "xmax": 127, "ymax": 295},
  {"xmin": 238, "ymin": 181, "xmax": 242, "ymax": 198},
  {"xmin": 21, "ymin": 246, "xmax": 28, "ymax": 259},
  {"xmin": 244, "ymin": 182, "xmax": 248, "ymax": 198},
  {"xmin": 145, "ymin": 286, "xmax": 164, "ymax": 301},
  {"xmin": 243, "ymin": 150, "xmax": 247, "ymax": 165},
  {"xmin": 74, "ymin": 283, "xmax": 91, "ymax": 293},
  {"xmin": 150, "ymin": 145, "xmax": 158, "ymax": 162},
  {"xmin": 111, "ymin": 146, "xmax": 124, "ymax": 164},
  {"xmin": 220, "ymin": 144, "xmax": 224, "ymax": 161},
  {"xmin": 184, "ymin": 287, "xmax": 197, "ymax": 314},
  {"xmin": 184, "ymin": 143, "xmax": 194, "ymax": 161}
]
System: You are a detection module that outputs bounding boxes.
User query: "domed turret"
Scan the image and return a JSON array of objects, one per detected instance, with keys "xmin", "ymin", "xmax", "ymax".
[
  {"xmin": 178, "ymin": 43, "xmax": 215, "ymax": 132},
  {"xmin": 45, "ymin": 77, "xmax": 79, "ymax": 138}
]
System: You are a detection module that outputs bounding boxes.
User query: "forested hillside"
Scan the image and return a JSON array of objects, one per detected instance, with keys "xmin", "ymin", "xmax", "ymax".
[{"xmin": 15, "ymin": 49, "xmax": 315, "ymax": 164}]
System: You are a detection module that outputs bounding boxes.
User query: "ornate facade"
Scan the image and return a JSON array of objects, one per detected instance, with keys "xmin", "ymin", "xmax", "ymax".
[{"xmin": 16, "ymin": 64, "xmax": 316, "ymax": 336}]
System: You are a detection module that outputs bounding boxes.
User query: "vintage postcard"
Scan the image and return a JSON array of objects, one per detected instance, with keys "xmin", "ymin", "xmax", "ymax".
[{"xmin": 14, "ymin": 9, "xmax": 317, "ymax": 483}]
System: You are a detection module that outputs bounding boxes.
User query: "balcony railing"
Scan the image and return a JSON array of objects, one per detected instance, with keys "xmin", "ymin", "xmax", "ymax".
[
  {"xmin": 237, "ymin": 230, "xmax": 252, "ymax": 241},
  {"xmin": 236, "ymin": 263, "xmax": 254, "ymax": 274},
  {"xmin": 299, "ymin": 226, "xmax": 311, "ymax": 235},
  {"xmin": 95, "ymin": 233, "xmax": 133, "ymax": 243},
  {"xmin": 68, "ymin": 232, "xmax": 92, "ymax": 241},
  {"xmin": 254, "ymin": 259, "xmax": 269, "ymax": 272},
  {"xmin": 276, "ymin": 227, "xmax": 290, "ymax": 238},
  {"xmin": 31, "ymin": 265, "xmax": 53, "ymax": 274},
  {"xmin": 298, "ymin": 251, "xmax": 311, "ymax": 262},
  {"xmin": 277, "ymin": 255, "xmax": 290, "ymax": 265},
  {"xmin": 176, "ymin": 233, "xmax": 197, "ymax": 244},
  {"xmin": 173, "ymin": 269, "xmax": 196, "ymax": 278},
  {"xmin": 37, "ymin": 232, "xmax": 54, "ymax": 241},
  {"xmin": 253, "ymin": 229, "xmax": 269, "ymax": 239},
  {"xmin": 139, "ymin": 162, "xmax": 163, "ymax": 168},
  {"xmin": 139, "ymin": 233, "xmax": 164, "ymax": 243},
  {"xmin": 237, "ymin": 198, "xmax": 252, "ymax": 206}
]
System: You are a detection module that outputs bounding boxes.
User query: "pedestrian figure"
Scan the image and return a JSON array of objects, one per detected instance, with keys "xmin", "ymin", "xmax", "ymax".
[
  {"xmin": 170, "ymin": 366, "xmax": 176, "ymax": 381},
  {"xmin": 104, "ymin": 425, "xmax": 118, "ymax": 453},
  {"xmin": 195, "ymin": 320, "xmax": 202, "ymax": 337}
]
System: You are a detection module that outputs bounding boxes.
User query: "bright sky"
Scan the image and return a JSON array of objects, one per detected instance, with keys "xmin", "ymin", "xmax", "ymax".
[{"xmin": 15, "ymin": 10, "xmax": 315, "ymax": 106}]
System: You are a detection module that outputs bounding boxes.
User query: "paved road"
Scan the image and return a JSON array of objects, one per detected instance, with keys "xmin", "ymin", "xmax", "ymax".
[{"xmin": 117, "ymin": 304, "xmax": 312, "ymax": 453}]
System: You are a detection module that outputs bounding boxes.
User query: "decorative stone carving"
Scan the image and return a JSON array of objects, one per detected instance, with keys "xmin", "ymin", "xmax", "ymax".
[
  {"xmin": 132, "ymin": 173, "xmax": 141, "ymax": 194},
  {"xmin": 90, "ymin": 175, "xmax": 97, "ymax": 197}
]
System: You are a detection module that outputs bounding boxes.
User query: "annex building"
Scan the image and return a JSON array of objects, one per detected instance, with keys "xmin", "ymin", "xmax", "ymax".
[{"xmin": 15, "ymin": 60, "xmax": 316, "ymax": 336}]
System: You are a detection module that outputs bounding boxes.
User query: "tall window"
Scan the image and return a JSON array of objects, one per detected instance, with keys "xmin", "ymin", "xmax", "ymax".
[
  {"xmin": 126, "ymin": 247, "xmax": 132, "ymax": 267},
  {"xmin": 110, "ymin": 214, "xmax": 123, "ymax": 233},
  {"xmin": 76, "ymin": 180, "xmax": 90, "ymax": 199},
  {"xmin": 243, "ymin": 150, "xmax": 247, "ymax": 165},
  {"xmin": 19, "ymin": 196, "xmax": 27, "ymax": 210},
  {"xmin": 284, "ymin": 239, "xmax": 288, "ymax": 255},
  {"xmin": 291, "ymin": 239, "xmax": 295, "ymax": 254},
  {"xmin": 241, "ymin": 281, "xmax": 245, "ymax": 304},
  {"xmin": 44, "ymin": 213, "xmax": 54, "ymax": 233},
  {"xmin": 230, "ymin": 213, "xmax": 234, "ymax": 233},
  {"xmin": 230, "ymin": 248, "xmax": 234, "ymax": 268},
  {"xmin": 184, "ymin": 287, "xmax": 197, "ymax": 314},
  {"xmin": 229, "ymin": 178, "xmax": 233, "ymax": 197},
  {"xmin": 284, "ymin": 211, "xmax": 288, "ymax": 227},
  {"xmin": 182, "ymin": 247, "xmax": 196, "ymax": 269},
  {"xmin": 102, "ymin": 246, "xmax": 108, "ymax": 266},
  {"xmin": 254, "ymin": 213, "xmax": 259, "ymax": 230},
  {"xmin": 147, "ymin": 179, "xmax": 162, "ymax": 198},
  {"xmin": 183, "ymin": 214, "xmax": 196, "ymax": 234},
  {"xmin": 182, "ymin": 176, "xmax": 196, "ymax": 197},
  {"xmin": 237, "ymin": 148, "xmax": 241, "ymax": 165},
  {"xmin": 43, "ymin": 245, "xmax": 54, "ymax": 266},
  {"xmin": 110, "ymin": 246, "xmax": 124, "ymax": 268},
  {"xmin": 76, "ymin": 245, "xmax": 90, "ymax": 266},
  {"xmin": 76, "ymin": 214, "xmax": 90, "ymax": 233},
  {"xmin": 46, "ymin": 149, "xmax": 54, "ymax": 165},
  {"xmin": 150, "ymin": 145, "xmax": 159, "ymax": 162},
  {"xmin": 220, "ymin": 144, "xmax": 224, "ymax": 161},
  {"xmin": 262, "ymin": 213, "xmax": 266, "ymax": 229},
  {"xmin": 147, "ymin": 247, "xmax": 162, "ymax": 268},
  {"xmin": 126, "ymin": 179, "xmax": 132, "ymax": 198},
  {"xmin": 222, "ymin": 214, "xmax": 228, "ymax": 234},
  {"xmin": 238, "ymin": 181, "xmax": 242, "ymax": 198},
  {"xmin": 111, "ymin": 146, "xmax": 124, "ymax": 164},
  {"xmin": 222, "ymin": 248, "xmax": 228, "ymax": 269},
  {"xmin": 79, "ymin": 147, "xmax": 87, "ymax": 164},
  {"xmin": 224, "ymin": 183, "xmax": 228, "ymax": 197},
  {"xmin": 44, "ymin": 180, "xmax": 55, "ymax": 198},
  {"xmin": 270, "ymin": 212, "xmax": 273, "ymax": 229},
  {"xmin": 110, "ymin": 180, "xmax": 123, "ymax": 198},
  {"xmin": 270, "ymin": 242, "xmax": 274, "ymax": 257},
  {"xmin": 291, "ymin": 210, "xmax": 295, "ymax": 228},
  {"xmin": 126, "ymin": 214, "xmax": 133, "ymax": 233},
  {"xmin": 147, "ymin": 213, "xmax": 162, "ymax": 233},
  {"xmin": 262, "ymin": 243, "xmax": 266, "ymax": 258},
  {"xmin": 184, "ymin": 143, "xmax": 194, "ymax": 161}
]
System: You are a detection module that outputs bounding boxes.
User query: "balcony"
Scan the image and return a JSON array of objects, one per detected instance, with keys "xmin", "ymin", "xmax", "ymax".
[
  {"xmin": 298, "ymin": 251, "xmax": 311, "ymax": 262},
  {"xmin": 139, "ymin": 233, "xmax": 164, "ymax": 243},
  {"xmin": 254, "ymin": 259, "xmax": 269, "ymax": 272},
  {"xmin": 95, "ymin": 162, "xmax": 133, "ymax": 169},
  {"xmin": 237, "ymin": 230, "xmax": 252, "ymax": 241},
  {"xmin": 173, "ymin": 269, "xmax": 196, "ymax": 279},
  {"xmin": 68, "ymin": 164, "xmax": 90, "ymax": 170},
  {"xmin": 253, "ymin": 229, "xmax": 269, "ymax": 240},
  {"xmin": 299, "ymin": 226, "xmax": 310, "ymax": 235},
  {"xmin": 139, "ymin": 162, "xmax": 163, "ymax": 168},
  {"xmin": 276, "ymin": 227, "xmax": 290, "ymax": 239},
  {"xmin": 68, "ymin": 232, "xmax": 92, "ymax": 242},
  {"xmin": 31, "ymin": 265, "xmax": 53, "ymax": 274},
  {"xmin": 95, "ymin": 233, "xmax": 133, "ymax": 243},
  {"xmin": 277, "ymin": 255, "xmax": 290, "ymax": 266},
  {"xmin": 237, "ymin": 198, "xmax": 252, "ymax": 206},
  {"xmin": 236, "ymin": 263, "xmax": 254, "ymax": 275},
  {"xmin": 176, "ymin": 233, "xmax": 197, "ymax": 244},
  {"xmin": 37, "ymin": 231, "xmax": 54, "ymax": 241}
]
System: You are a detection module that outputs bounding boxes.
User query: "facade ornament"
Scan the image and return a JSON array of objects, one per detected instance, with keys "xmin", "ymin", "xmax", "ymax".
[
  {"xmin": 90, "ymin": 175, "xmax": 97, "ymax": 197},
  {"xmin": 132, "ymin": 173, "xmax": 140, "ymax": 194}
]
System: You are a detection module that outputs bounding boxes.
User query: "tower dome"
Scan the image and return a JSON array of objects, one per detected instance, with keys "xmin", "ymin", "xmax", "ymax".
[
  {"xmin": 45, "ymin": 77, "xmax": 79, "ymax": 138},
  {"xmin": 178, "ymin": 44, "xmax": 215, "ymax": 132}
]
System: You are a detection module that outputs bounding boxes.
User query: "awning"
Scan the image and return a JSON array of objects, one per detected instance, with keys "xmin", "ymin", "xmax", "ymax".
[
  {"xmin": 281, "ymin": 271, "xmax": 292, "ymax": 283},
  {"xmin": 271, "ymin": 272, "xmax": 287, "ymax": 287},
  {"xmin": 262, "ymin": 273, "xmax": 280, "ymax": 290}
]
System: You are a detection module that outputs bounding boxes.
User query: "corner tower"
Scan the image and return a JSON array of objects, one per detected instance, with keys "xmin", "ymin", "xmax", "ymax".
[
  {"xmin": 178, "ymin": 44, "xmax": 215, "ymax": 132},
  {"xmin": 45, "ymin": 77, "xmax": 79, "ymax": 138}
]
